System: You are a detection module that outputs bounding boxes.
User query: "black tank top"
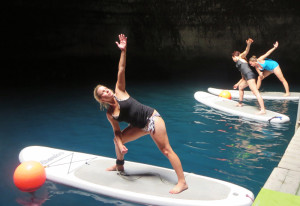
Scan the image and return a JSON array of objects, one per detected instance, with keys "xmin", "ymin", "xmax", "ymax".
[
  {"xmin": 113, "ymin": 96, "xmax": 154, "ymax": 128},
  {"xmin": 236, "ymin": 59, "xmax": 254, "ymax": 76}
]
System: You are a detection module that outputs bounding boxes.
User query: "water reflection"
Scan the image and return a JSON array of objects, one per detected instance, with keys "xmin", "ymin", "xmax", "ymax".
[
  {"xmin": 16, "ymin": 187, "xmax": 49, "ymax": 206},
  {"xmin": 16, "ymin": 181, "xmax": 140, "ymax": 206},
  {"xmin": 191, "ymin": 101, "xmax": 293, "ymax": 190}
]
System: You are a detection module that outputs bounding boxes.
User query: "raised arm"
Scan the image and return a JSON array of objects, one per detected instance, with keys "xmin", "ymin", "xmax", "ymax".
[
  {"xmin": 258, "ymin": 41, "xmax": 278, "ymax": 61},
  {"xmin": 240, "ymin": 38, "xmax": 253, "ymax": 59},
  {"xmin": 115, "ymin": 34, "xmax": 127, "ymax": 94}
]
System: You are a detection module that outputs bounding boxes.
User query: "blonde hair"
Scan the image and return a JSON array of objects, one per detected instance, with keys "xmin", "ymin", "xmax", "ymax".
[
  {"xmin": 93, "ymin": 84, "xmax": 109, "ymax": 110},
  {"xmin": 249, "ymin": 56, "xmax": 257, "ymax": 62}
]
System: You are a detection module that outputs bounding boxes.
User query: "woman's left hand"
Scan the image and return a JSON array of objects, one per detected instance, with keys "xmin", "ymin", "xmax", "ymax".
[
  {"xmin": 116, "ymin": 34, "xmax": 127, "ymax": 51},
  {"xmin": 246, "ymin": 38, "xmax": 254, "ymax": 45},
  {"xmin": 259, "ymin": 72, "xmax": 264, "ymax": 78},
  {"xmin": 273, "ymin": 41, "xmax": 278, "ymax": 48}
]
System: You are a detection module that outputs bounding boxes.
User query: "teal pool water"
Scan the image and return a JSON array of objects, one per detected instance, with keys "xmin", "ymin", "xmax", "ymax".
[{"xmin": 0, "ymin": 80, "xmax": 299, "ymax": 206}]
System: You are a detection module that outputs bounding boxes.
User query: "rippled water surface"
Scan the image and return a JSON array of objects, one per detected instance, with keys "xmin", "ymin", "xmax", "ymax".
[{"xmin": 0, "ymin": 80, "xmax": 299, "ymax": 206}]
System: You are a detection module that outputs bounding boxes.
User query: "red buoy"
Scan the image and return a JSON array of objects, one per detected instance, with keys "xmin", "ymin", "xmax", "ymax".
[{"xmin": 13, "ymin": 161, "xmax": 46, "ymax": 192}]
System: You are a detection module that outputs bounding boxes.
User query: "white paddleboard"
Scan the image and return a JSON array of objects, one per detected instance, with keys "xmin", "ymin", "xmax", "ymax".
[
  {"xmin": 194, "ymin": 91, "xmax": 290, "ymax": 123},
  {"xmin": 19, "ymin": 146, "xmax": 254, "ymax": 206},
  {"xmin": 208, "ymin": 87, "xmax": 300, "ymax": 100}
]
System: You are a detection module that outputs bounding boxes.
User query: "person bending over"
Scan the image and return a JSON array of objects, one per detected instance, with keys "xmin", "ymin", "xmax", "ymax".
[
  {"xmin": 249, "ymin": 41, "xmax": 290, "ymax": 96},
  {"xmin": 232, "ymin": 38, "xmax": 266, "ymax": 114}
]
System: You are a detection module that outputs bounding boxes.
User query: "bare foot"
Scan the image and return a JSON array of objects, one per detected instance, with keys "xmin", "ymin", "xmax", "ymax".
[
  {"xmin": 236, "ymin": 102, "xmax": 243, "ymax": 107},
  {"xmin": 169, "ymin": 182, "xmax": 188, "ymax": 194},
  {"xmin": 106, "ymin": 164, "xmax": 124, "ymax": 171},
  {"xmin": 256, "ymin": 110, "xmax": 266, "ymax": 115},
  {"xmin": 283, "ymin": 93, "xmax": 290, "ymax": 97}
]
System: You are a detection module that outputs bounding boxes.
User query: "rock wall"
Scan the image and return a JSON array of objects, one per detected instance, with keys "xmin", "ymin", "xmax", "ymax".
[{"xmin": 2, "ymin": 0, "xmax": 299, "ymax": 85}]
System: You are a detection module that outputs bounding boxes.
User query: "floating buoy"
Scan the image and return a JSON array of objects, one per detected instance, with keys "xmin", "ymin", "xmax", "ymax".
[
  {"xmin": 219, "ymin": 90, "xmax": 232, "ymax": 99},
  {"xmin": 13, "ymin": 161, "xmax": 46, "ymax": 192}
]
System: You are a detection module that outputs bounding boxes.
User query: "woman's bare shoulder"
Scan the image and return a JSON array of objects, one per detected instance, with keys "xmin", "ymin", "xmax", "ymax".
[{"xmin": 115, "ymin": 89, "xmax": 130, "ymax": 100}]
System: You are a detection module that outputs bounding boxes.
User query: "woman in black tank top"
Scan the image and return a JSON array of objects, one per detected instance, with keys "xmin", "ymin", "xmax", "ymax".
[
  {"xmin": 93, "ymin": 34, "xmax": 188, "ymax": 194},
  {"xmin": 232, "ymin": 38, "xmax": 266, "ymax": 114}
]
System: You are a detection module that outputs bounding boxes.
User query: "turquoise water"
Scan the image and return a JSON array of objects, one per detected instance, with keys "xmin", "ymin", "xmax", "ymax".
[{"xmin": 0, "ymin": 80, "xmax": 299, "ymax": 206}]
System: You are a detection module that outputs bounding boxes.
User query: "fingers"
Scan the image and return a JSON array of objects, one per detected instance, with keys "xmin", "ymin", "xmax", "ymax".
[
  {"xmin": 121, "ymin": 145, "xmax": 128, "ymax": 154},
  {"xmin": 116, "ymin": 34, "xmax": 127, "ymax": 50},
  {"xmin": 118, "ymin": 34, "xmax": 127, "ymax": 42},
  {"xmin": 119, "ymin": 34, "xmax": 125, "ymax": 39},
  {"xmin": 246, "ymin": 38, "xmax": 253, "ymax": 44}
]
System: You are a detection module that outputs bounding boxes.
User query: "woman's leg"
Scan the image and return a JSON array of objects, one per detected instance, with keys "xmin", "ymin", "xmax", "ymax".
[
  {"xmin": 150, "ymin": 116, "xmax": 188, "ymax": 194},
  {"xmin": 273, "ymin": 66, "xmax": 290, "ymax": 96},
  {"xmin": 257, "ymin": 70, "xmax": 272, "ymax": 90},
  {"xmin": 247, "ymin": 79, "xmax": 266, "ymax": 114},
  {"xmin": 237, "ymin": 80, "xmax": 248, "ymax": 107},
  {"xmin": 107, "ymin": 126, "xmax": 148, "ymax": 171},
  {"xmin": 256, "ymin": 76, "xmax": 262, "ymax": 90},
  {"xmin": 107, "ymin": 138, "xmax": 125, "ymax": 171}
]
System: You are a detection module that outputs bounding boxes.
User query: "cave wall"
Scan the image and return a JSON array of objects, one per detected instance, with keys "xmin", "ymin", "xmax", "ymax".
[{"xmin": 2, "ymin": 0, "xmax": 299, "ymax": 85}]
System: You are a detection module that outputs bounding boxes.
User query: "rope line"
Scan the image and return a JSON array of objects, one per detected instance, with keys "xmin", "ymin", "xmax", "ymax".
[
  {"xmin": 45, "ymin": 157, "xmax": 97, "ymax": 168},
  {"xmin": 44, "ymin": 152, "xmax": 97, "ymax": 174},
  {"xmin": 45, "ymin": 153, "xmax": 74, "ymax": 167},
  {"xmin": 67, "ymin": 153, "xmax": 74, "ymax": 174}
]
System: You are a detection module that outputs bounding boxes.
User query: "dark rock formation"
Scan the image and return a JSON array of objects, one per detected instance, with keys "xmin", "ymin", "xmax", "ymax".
[{"xmin": 2, "ymin": 0, "xmax": 299, "ymax": 85}]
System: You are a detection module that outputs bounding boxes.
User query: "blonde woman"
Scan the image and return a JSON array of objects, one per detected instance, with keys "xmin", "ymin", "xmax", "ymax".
[
  {"xmin": 93, "ymin": 34, "xmax": 188, "ymax": 194},
  {"xmin": 249, "ymin": 41, "xmax": 290, "ymax": 96},
  {"xmin": 232, "ymin": 38, "xmax": 266, "ymax": 114}
]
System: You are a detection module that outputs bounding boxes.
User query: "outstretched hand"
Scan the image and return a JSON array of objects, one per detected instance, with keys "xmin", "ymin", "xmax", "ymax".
[
  {"xmin": 116, "ymin": 34, "xmax": 127, "ymax": 51},
  {"xmin": 246, "ymin": 38, "xmax": 254, "ymax": 45},
  {"xmin": 273, "ymin": 41, "xmax": 278, "ymax": 48}
]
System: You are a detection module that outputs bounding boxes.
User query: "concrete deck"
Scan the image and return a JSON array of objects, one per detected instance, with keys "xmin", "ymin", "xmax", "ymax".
[
  {"xmin": 264, "ymin": 128, "xmax": 300, "ymax": 194},
  {"xmin": 253, "ymin": 99, "xmax": 300, "ymax": 206}
]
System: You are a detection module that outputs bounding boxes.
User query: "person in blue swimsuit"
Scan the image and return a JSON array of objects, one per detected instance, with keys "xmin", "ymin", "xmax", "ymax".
[
  {"xmin": 249, "ymin": 41, "xmax": 290, "ymax": 96},
  {"xmin": 93, "ymin": 34, "xmax": 188, "ymax": 194},
  {"xmin": 232, "ymin": 38, "xmax": 266, "ymax": 114}
]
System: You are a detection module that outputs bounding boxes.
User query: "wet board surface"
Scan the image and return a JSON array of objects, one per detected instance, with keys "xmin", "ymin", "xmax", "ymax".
[
  {"xmin": 194, "ymin": 91, "xmax": 290, "ymax": 123},
  {"xmin": 208, "ymin": 87, "xmax": 300, "ymax": 100},
  {"xmin": 19, "ymin": 146, "xmax": 254, "ymax": 206}
]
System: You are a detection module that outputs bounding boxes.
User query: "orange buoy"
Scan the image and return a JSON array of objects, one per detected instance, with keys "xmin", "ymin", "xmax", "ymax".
[
  {"xmin": 219, "ymin": 90, "xmax": 232, "ymax": 99},
  {"xmin": 13, "ymin": 161, "xmax": 46, "ymax": 192}
]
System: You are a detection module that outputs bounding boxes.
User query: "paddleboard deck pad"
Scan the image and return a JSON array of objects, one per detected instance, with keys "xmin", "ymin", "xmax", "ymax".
[
  {"xmin": 19, "ymin": 146, "xmax": 254, "ymax": 206},
  {"xmin": 194, "ymin": 91, "xmax": 290, "ymax": 123},
  {"xmin": 208, "ymin": 87, "xmax": 300, "ymax": 100}
]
